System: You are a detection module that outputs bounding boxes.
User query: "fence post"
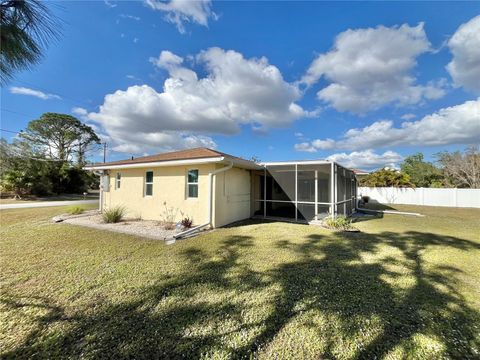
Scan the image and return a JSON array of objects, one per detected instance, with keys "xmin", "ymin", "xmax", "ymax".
[{"xmin": 454, "ymin": 188, "xmax": 457, "ymax": 207}]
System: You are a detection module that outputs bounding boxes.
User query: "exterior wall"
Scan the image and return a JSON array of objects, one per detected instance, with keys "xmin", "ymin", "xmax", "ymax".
[
  {"xmin": 358, "ymin": 187, "xmax": 480, "ymax": 208},
  {"xmin": 102, "ymin": 163, "xmax": 216, "ymax": 224},
  {"xmin": 213, "ymin": 165, "xmax": 252, "ymax": 227}
]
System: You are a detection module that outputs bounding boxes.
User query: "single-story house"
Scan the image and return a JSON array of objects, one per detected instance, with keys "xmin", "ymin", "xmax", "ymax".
[
  {"xmin": 352, "ymin": 169, "xmax": 370, "ymax": 181},
  {"xmin": 85, "ymin": 147, "xmax": 357, "ymax": 228}
]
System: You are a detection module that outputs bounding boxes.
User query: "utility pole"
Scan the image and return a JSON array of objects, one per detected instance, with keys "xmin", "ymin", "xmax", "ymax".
[{"xmin": 103, "ymin": 142, "xmax": 107, "ymax": 163}]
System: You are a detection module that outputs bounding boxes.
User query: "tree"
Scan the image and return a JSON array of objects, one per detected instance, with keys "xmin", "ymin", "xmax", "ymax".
[
  {"xmin": 0, "ymin": 0, "xmax": 60, "ymax": 84},
  {"xmin": 1, "ymin": 114, "xmax": 101, "ymax": 197},
  {"xmin": 436, "ymin": 146, "xmax": 480, "ymax": 188},
  {"xmin": 20, "ymin": 113, "xmax": 100, "ymax": 165},
  {"xmin": 0, "ymin": 138, "xmax": 53, "ymax": 197},
  {"xmin": 359, "ymin": 168, "xmax": 414, "ymax": 187},
  {"xmin": 250, "ymin": 155, "xmax": 261, "ymax": 163},
  {"xmin": 400, "ymin": 153, "xmax": 443, "ymax": 187}
]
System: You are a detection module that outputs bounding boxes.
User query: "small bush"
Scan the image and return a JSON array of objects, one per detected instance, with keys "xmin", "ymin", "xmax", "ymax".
[
  {"xmin": 103, "ymin": 206, "xmax": 126, "ymax": 223},
  {"xmin": 323, "ymin": 216, "xmax": 356, "ymax": 231},
  {"xmin": 161, "ymin": 202, "xmax": 178, "ymax": 224},
  {"xmin": 181, "ymin": 217, "xmax": 193, "ymax": 229},
  {"xmin": 67, "ymin": 206, "xmax": 85, "ymax": 215},
  {"xmin": 361, "ymin": 196, "xmax": 370, "ymax": 203}
]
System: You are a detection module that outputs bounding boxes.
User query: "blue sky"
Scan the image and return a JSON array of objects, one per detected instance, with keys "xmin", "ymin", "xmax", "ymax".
[{"xmin": 1, "ymin": 1, "xmax": 479, "ymax": 169}]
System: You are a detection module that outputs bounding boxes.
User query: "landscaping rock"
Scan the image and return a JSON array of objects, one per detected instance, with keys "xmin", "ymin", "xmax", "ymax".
[{"xmin": 62, "ymin": 213, "xmax": 179, "ymax": 241}]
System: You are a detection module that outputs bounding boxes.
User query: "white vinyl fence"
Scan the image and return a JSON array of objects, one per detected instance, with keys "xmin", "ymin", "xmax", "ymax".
[{"xmin": 358, "ymin": 187, "xmax": 480, "ymax": 208}]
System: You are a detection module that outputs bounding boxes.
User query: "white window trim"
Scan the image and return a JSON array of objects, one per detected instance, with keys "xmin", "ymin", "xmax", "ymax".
[
  {"xmin": 187, "ymin": 168, "xmax": 199, "ymax": 199},
  {"xmin": 144, "ymin": 170, "xmax": 154, "ymax": 197},
  {"xmin": 115, "ymin": 172, "xmax": 121, "ymax": 190}
]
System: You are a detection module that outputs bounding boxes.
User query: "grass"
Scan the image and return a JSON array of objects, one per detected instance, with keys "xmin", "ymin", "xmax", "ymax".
[
  {"xmin": 1, "ymin": 204, "xmax": 479, "ymax": 359},
  {"xmin": 66, "ymin": 206, "xmax": 85, "ymax": 215},
  {"xmin": 0, "ymin": 193, "xmax": 99, "ymax": 205}
]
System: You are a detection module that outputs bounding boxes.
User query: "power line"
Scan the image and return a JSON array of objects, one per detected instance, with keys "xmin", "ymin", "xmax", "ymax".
[
  {"xmin": 1, "ymin": 108, "xmax": 31, "ymax": 117},
  {"xmin": 0, "ymin": 128, "xmax": 21, "ymax": 134},
  {"xmin": 6, "ymin": 149, "xmax": 66, "ymax": 162}
]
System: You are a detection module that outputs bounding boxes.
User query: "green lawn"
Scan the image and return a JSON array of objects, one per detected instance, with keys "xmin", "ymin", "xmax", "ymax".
[
  {"xmin": 1, "ymin": 205, "xmax": 479, "ymax": 359},
  {"xmin": 0, "ymin": 193, "xmax": 99, "ymax": 205}
]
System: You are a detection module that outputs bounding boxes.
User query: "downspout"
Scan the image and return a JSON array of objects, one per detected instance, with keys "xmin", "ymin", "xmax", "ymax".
[{"xmin": 174, "ymin": 161, "xmax": 233, "ymax": 239}]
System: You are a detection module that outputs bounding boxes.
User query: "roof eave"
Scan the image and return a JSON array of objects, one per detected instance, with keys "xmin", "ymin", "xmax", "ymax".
[
  {"xmin": 84, "ymin": 156, "xmax": 225, "ymax": 171},
  {"xmin": 223, "ymin": 156, "xmax": 263, "ymax": 170}
]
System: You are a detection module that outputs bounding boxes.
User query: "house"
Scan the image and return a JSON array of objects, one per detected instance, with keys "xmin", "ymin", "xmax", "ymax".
[
  {"xmin": 85, "ymin": 147, "xmax": 357, "ymax": 228},
  {"xmin": 352, "ymin": 169, "xmax": 370, "ymax": 181}
]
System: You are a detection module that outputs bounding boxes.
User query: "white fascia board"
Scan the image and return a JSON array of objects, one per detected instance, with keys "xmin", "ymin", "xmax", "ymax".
[
  {"xmin": 224, "ymin": 156, "xmax": 263, "ymax": 170},
  {"xmin": 84, "ymin": 156, "xmax": 224, "ymax": 171},
  {"xmin": 261, "ymin": 160, "xmax": 332, "ymax": 166}
]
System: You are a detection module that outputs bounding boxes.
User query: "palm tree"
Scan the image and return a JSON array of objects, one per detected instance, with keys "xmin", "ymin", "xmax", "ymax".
[{"xmin": 0, "ymin": 0, "xmax": 60, "ymax": 84}]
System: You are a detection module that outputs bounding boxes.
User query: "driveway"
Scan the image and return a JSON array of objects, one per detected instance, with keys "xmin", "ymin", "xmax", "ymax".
[{"xmin": 0, "ymin": 199, "xmax": 98, "ymax": 210}]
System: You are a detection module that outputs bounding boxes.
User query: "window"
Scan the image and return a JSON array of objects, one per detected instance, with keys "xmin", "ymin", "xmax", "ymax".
[
  {"xmin": 116, "ymin": 172, "xmax": 121, "ymax": 189},
  {"xmin": 145, "ymin": 171, "xmax": 153, "ymax": 196},
  {"xmin": 187, "ymin": 169, "xmax": 198, "ymax": 198}
]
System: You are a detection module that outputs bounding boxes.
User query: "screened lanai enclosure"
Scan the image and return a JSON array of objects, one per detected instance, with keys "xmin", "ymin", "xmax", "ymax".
[{"xmin": 252, "ymin": 161, "xmax": 357, "ymax": 222}]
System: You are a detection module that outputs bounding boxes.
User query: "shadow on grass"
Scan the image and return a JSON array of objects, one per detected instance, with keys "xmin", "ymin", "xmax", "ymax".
[
  {"xmin": 362, "ymin": 201, "xmax": 397, "ymax": 211},
  {"xmin": 2, "ymin": 232, "xmax": 480, "ymax": 358}
]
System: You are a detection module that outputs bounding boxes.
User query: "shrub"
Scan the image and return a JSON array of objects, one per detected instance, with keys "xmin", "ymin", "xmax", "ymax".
[
  {"xmin": 67, "ymin": 206, "xmax": 84, "ymax": 215},
  {"xmin": 323, "ymin": 216, "xmax": 356, "ymax": 231},
  {"xmin": 181, "ymin": 217, "xmax": 193, "ymax": 229},
  {"xmin": 361, "ymin": 196, "xmax": 370, "ymax": 203},
  {"xmin": 161, "ymin": 201, "xmax": 178, "ymax": 224},
  {"xmin": 103, "ymin": 206, "xmax": 126, "ymax": 223}
]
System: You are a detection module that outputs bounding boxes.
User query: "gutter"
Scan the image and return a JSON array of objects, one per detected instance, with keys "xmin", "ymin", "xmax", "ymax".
[
  {"xmin": 85, "ymin": 157, "xmax": 224, "ymax": 171},
  {"xmin": 174, "ymin": 161, "xmax": 233, "ymax": 239}
]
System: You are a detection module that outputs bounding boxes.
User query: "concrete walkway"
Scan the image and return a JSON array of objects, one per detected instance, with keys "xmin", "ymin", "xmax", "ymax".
[{"xmin": 0, "ymin": 199, "xmax": 98, "ymax": 210}]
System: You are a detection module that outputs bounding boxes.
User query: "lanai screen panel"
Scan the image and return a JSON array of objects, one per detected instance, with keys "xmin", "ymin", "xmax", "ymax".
[
  {"xmin": 336, "ymin": 166, "xmax": 355, "ymax": 216},
  {"xmin": 254, "ymin": 162, "xmax": 355, "ymax": 222},
  {"xmin": 297, "ymin": 164, "xmax": 331, "ymax": 220},
  {"xmin": 265, "ymin": 165, "xmax": 296, "ymax": 218}
]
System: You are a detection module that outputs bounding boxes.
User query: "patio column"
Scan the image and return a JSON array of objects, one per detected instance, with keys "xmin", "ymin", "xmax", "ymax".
[
  {"xmin": 294, "ymin": 163, "xmax": 298, "ymax": 222},
  {"xmin": 314, "ymin": 170, "xmax": 318, "ymax": 221},
  {"xmin": 330, "ymin": 162, "xmax": 335, "ymax": 218},
  {"xmin": 263, "ymin": 167, "xmax": 266, "ymax": 218}
]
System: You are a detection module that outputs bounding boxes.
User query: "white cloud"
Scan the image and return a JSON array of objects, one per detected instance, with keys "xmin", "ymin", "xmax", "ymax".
[
  {"xmin": 9, "ymin": 86, "xmax": 61, "ymax": 100},
  {"xmin": 327, "ymin": 150, "xmax": 403, "ymax": 170},
  {"xmin": 447, "ymin": 15, "xmax": 480, "ymax": 93},
  {"xmin": 400, "ymin": 113, "xmax": 416, "ymax": 120},
  {"xmin": 144, "ymin": 0, "xmax": 217, "ymax": 34},
  {"xmin": 88, "ymin": 48, "xmax": 305, "ymax": 153},
  {"xmin": 104, "ymin": 0, "xmax": 117, "ymax": 8},
  {"xmin": 294, "ymin": 98, "xmax": 480, "ymax": 152},
  {"xmin": 110, "ymin": 133, "xmax": 217, "ymax": 154},
  {"xmin": 72, "ymin": 107, "xmax": 88, "ymax": 117},
  {"xmin": 293, "ymin": 142, "xmax": 316, "ymax": 153},
  {"xmin": 302, "ymin": 23, "xmax": 446, "ymax": 113},
  {"xmin": 120, "ymin": 14, "xmax": 141, "ymax": 21},
  {"xmin": 133, "ymin": 37, "xmax": 139, "ymax": 43}
]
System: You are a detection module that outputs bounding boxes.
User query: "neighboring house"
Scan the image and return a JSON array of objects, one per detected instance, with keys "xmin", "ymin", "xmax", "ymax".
[
  {"xmin": 85, "ymin": 148, "xmax": 357, "ymax": 228},
  {"xmin": 352, "ymin": 169, "xmax": 370, "ymax": 181}
]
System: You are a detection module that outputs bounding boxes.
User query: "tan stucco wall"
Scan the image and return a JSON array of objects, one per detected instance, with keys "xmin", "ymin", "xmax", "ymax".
[
  {"xmin": 102, "ymin": 164, "xmax": 215, "ymax": 225},
  {"xmin": 101, "ymin": 163, "xmax": 252, "ymax": 227},
  {"xmin": 213, "ymin": 165, "xmax": 251, "ymax": 227}
]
